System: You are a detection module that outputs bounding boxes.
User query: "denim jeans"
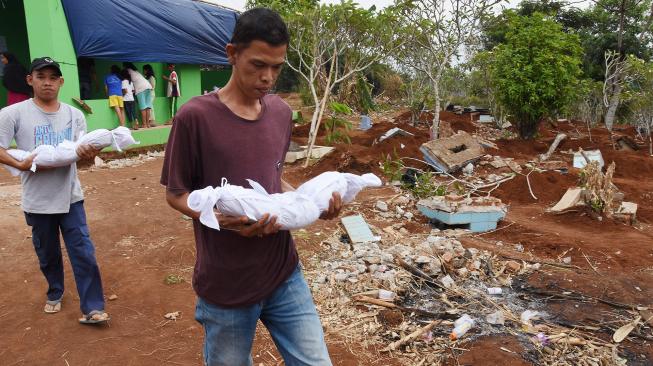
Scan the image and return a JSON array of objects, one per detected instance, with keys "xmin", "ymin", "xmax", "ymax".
[
  {"xmin": 24, "ymin": 201, "xmax": 105, "ymax": 314},
  {"xmin": 195, "ymin": 264, "xmax": 332, "ymax": 366}
]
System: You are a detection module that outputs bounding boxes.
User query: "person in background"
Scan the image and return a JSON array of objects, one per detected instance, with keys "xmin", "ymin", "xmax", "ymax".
[
  {"xmin": 104, "ymin": 65, "xmax": 125, "ymax": 126},
  {"xmin": 162, "ymin": 63, "xmax": 180, "ymax": 122},
  {"xmin": 121, "ymin": 69, "xmax": 138, "ymax": 130},
  {"xmin": 0, "ymin": 57, "xmax": 110, "ymax": 325},
  {"xmin": 143, "ymin": 64, "xmax": 156, "ymax": 126},
  {"xmin": 1, "ymin": 52, "xmax": 32, "ymax": 106},
  {"xmin": 123, "ymin": 62, "xmax": 152, "ymax": 128}
]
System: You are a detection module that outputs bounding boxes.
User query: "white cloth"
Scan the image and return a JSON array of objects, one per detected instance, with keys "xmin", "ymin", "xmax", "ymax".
[
  {"xmin": 127, "ymin": 69, "xmax": 152, "ymax": 94},
  {"xmin": 296, "ymin": 171, "xmax": 382, "ymax": 211},
  {"xmin": 187, "ymin": 172, "xmax": 382, "ymax": 231},
  {"xmin": 122, "ymin": 80, "xmax": 135, "ymax": 101},
  {"xmin": 2, "ymin": 127, "xmax": 139, "ymax": 176}
]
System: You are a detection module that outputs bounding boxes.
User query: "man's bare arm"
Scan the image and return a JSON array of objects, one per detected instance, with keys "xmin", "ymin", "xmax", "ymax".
[{"xmin": 0, "ymin": 147, "xmax": 34, "ymax": 171}]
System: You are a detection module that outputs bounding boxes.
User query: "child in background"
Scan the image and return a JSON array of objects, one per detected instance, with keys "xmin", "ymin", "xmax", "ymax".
[
  {"xmin": 121, "ymin": 69, "xmax": 138, "ymax": 130},
  {"xmin": 162, "ymin": 63, "xmax": 180, "ymax": 122},
  {"xmin": 104, "ymin": 65, "xmax": 125, "ymax": 126},
  {"xmin": 143, "ymin": 64, "xmax": 156, "ymax": 126}
]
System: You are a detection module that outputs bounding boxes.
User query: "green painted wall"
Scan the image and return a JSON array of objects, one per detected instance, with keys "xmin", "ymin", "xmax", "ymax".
[
  {"xmin": 0, "ymin": 0, "xmax": 31, "ymax": 108},
  {"xmin": 20, "ymin": 0, "xmax": 207, "ymax": 147},
  {"xmin": 201, "ymin": 69, "xmax": 231, "ymax": 93}
]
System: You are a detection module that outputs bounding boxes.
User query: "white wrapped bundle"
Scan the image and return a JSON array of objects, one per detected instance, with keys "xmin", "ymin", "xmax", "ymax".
[
  {"xmin": 4, "ymin": 149, "xmax": 32, "ymax": 176},
  {"xmin": 2, "ymin": 127, "xmax": 139, "ymax": 175},
  {"xmin": 296, "ymin": 171, "xmax": 382, "ymax": 211},
  {"xmin": 187, "ymin": 179, "xmax": 320, "ymax": 231},
  {"xmin": 187, "ymin": 172, "xmax": 382, "ymax": 231}
]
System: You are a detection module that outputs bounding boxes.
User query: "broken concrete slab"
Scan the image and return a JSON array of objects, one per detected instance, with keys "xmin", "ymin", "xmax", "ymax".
[
  {"xmin": 478, "ymin": 115, "xmax": 495, "ymax": 123},
  {"xmin": 616, "ymin": 136, "xmax": 640, "ymax": 151},
  {"xmin": 341, "ymin": 214, "xmax": 378, "ymax": 243},
  {"xmin": 613, "ymin": 201, "xmax": 638, "ymax": 224},
  {"xmin": 573, "ymin": 149, "xmax": 604, "ymax": 169},
  {"xmin": 379, "ymin": 127, "xmax": 415, "ymax": 142},
  {"xmin": 550, "ymin": 188, "xmax": 584, "ymax": 212},
  {"xmin": 417, "ymin": 195, "xmax": 507, "ymax": 233},
  {"xmin": 285, "ymin": 145, "xmax": 334, "ymax": 163},
  {"xmin": 420, "ymin": 131, "xmax": 485, "ymax": 173}
]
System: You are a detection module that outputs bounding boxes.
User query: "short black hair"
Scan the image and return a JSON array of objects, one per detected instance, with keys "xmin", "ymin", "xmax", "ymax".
[
  {"xmin": 110, "ymin": 65, "xmax": 121, "ymax": 75},
  {"xmin": 230, "ymin": 8, "xmax": 289, "ymax": 49}
]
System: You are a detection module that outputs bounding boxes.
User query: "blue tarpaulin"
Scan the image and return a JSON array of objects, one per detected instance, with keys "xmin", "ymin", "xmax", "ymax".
[{"xmin": 61, "ymin": 0, "xmax": 238, "ymax": 65}]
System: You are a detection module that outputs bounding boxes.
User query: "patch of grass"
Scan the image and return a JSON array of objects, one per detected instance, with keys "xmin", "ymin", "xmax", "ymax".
[{"xmin": 164, "ymin": 274, "xmax": 184, "ymax": 285}]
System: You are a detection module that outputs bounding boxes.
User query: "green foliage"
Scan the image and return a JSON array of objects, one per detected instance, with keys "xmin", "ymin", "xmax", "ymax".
[
  {"xmin": 324, "ymin": 102, "xmax": 353, "ymax": 145},
  {"xmin": 492, "ymin": 13, "xmax": 583, "ymax": 139},
  {"xmin": 403, "ymin": 171, "xmax": 447, "ymax": 199},
  {"xmin": 380, "ymin": 149, "xmax": 404, "ymax": 182}
]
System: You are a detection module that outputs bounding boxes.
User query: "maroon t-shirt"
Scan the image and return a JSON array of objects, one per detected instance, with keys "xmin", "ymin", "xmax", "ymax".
[{"xmin": 160, "ymin": 92, "xmax": 298, "ymax": 307}]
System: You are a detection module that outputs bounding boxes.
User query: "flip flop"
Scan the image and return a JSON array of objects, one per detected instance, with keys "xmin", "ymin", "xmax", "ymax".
[
  {"xmin": 79, "ymin": 310, "xmax": 110, "ymax": 325},
  {"xmin": 44, "ymin": 297, "xmax": 63, "ymax": 314}
]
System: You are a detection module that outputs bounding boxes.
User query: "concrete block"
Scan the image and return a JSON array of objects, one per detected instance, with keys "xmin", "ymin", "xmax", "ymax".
[{"xmin": 420, "ymin": 131, "xmax": 485, "ymax": 173}]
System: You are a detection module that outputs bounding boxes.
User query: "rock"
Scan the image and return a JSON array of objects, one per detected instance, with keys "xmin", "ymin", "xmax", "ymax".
[
  {"xmin": 561, "ymin": 257, "xmax": 572, "ymax": 264},
  {"xmin": 164, "ymin": 311, "xmax": 181, "ymax": 320},
  {"xmin": 457, "ymin": 267, "xmax": 469, "ymax": 277},
  {"xmin": 440, "ymin": 274, "xmax": 455, "ymax": 288},
  {"xmin": 398, "ymin": 227, "xmax": 409, "ymax": 236},
  {"xmin": 394, "ymin": 196, "xmax": 410, "ymax": 205},
  {"xmin": 108, "ymin": 294, "xmax": 118, "ymax": 301},
  {"xmin": 404, "ymin": 212, "xmax": 414, "ymax": 220},
  {"xmin": 315, "ymin": 274, "xmax": 328, "ymax": 284},
  {"xmin": 375, "ymin": 201, "xmax": 388, "ymax": 212},
  {"xmin": 441, "ymin": 252, "xmax": 454, "ymax": 263},
  {"xmin": 94, "ymin": 156, "xmax": 105, "ymax": 167},
  {"xmin": 486, "ymin": 310, "xmax": 505, "ymax": 325},
  {"xmin": 426, "ymin": 235, "xmax": 441, "ymax": 244},
  {"xmin": 379, "ymin": 211, "xmax": 394, "ymax": 218},
  {"xmin": 452, "ymin": 257, "xmax": 467, "ymax": 269},
  {"xmin": 335, "ymin": 273, "xmax": 350, "ymax": 282},
  {"xmin": 428, "ymin": 258, "xmax": 442, "ymax": 274},
  {"xmin": 462, "ymin": 163, "xmax": 474, "ymax": 176},
  {"xmin": 396, "ymin": 206, "xmax": 405, "ymax": 215},
  {"xmin": 415, "ymin": 255, "xmax": 431, "ymax": 264},
  {"xmin": 505, "ymin": 260, "xmax": 521, "ymax": 273}
]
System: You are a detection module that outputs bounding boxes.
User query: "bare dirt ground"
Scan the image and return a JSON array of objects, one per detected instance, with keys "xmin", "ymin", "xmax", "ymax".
[{"xmin": 0, "ymin": 96, "xmax": 652, "ymax": 365}]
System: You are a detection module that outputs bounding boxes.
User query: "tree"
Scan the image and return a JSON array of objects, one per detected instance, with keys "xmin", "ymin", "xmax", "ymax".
[
  {"xmin": 627, "ymin": 57, "xmax": 653, "ymax": 154},
  {"xmin": 393, "ymin": 0, "xmax": 501, "ymax": 139},
  {"xmin": 492, "ymin": 13, "xmax": 583, "ymax": 139},
  {"xmin": 254, "ymin": 1, "xmax": 398, "ymax": 166}
]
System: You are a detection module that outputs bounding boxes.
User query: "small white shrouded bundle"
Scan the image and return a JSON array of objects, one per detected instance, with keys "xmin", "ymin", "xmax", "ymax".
[
  {"xmin": 187, "ymin": 179, "xmax": 321, "ymax": 231},
  {"xmin": 187, "ymin": 171, "xmax": 382, "ymax": 231},
  {"xmin": 2, "ymin": 127, "xmax": 139, "ymax": 176},
  {"xmin": 296, "ymin": 171, "xmax": 383, "ymax": 211}
]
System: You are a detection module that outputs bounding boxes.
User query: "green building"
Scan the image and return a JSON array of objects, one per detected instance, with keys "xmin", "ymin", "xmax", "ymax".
[{"xmin": 0, "ymin": 0, "xmax": 234, "ymax": 148}]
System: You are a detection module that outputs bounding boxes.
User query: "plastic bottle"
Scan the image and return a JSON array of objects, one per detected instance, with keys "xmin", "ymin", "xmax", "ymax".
[
  {"xmin": 450, "ymin": 315, "xmax": 474, "ymax": 340},
  {"xmin": 487, "ymin": 287, "xmax": 503, "ymax": 295}
]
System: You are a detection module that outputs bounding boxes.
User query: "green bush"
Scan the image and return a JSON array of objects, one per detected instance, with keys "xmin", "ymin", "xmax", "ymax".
[{"xmin": 492, "ymin": 13, "xmax": 582, "ymax": 139}]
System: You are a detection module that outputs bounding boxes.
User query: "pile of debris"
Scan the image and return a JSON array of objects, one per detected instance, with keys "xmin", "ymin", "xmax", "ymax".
[
  {"xmin": 93, "ymin": 151, "xmax": 165, "ymax": 170},
  {"xmin": 306, "ymin": 227, "xmax": 629, "ymax": 365}
]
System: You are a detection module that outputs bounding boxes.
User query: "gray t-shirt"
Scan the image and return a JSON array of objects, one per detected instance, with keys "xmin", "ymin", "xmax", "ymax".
[{"xmin": 0, "ymin": 99, "xmax": 86, "ymax": 214}]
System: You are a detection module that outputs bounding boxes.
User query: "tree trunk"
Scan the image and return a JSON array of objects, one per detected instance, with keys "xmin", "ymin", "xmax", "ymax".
[
  {"xmin": 430, "ymin": 79, "xmax": 441, "ymax": 140},
  {"xmin": 604, "ymin": 83, "xmax": 621, "ymax": 132}
]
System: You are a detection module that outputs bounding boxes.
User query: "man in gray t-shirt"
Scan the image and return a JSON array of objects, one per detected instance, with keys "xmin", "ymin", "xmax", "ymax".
[{"xmin": 0, "ymin": 57, "xmax": 110, "ymax": 324}]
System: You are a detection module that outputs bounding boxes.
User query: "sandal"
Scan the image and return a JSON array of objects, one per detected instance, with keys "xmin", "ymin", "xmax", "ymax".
[
  {"xmin": 79, "ymin": 310, "xmax": 110, "ymax": 324},
  {"xmin": 44, "ymin": 297, "xmax": 63, "ymax": 314}
]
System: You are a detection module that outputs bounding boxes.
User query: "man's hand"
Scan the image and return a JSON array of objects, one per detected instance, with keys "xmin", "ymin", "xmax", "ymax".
[
  {"xmin": 76, "ymin": 144, "xmax": 102, "ymax": 160},
  {"xmin": 217, "ymin": 213, "xmax": 281, "ymax": 238},
  {"xmin": 16, "ymin": 154, "xmax": 36, "ymax": 172},
  {"xmin": 320, "ymin": 192, "xmax": 343, "ymax": 220}
]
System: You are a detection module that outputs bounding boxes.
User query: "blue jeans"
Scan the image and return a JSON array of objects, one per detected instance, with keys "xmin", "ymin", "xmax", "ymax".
[
  {"xmin": 195, "ymin": 265, "xmax": 332, "ymax": 366},
  {"xmin": 24, "ymin": 201, "xmax": 105, "ymax": 314}
]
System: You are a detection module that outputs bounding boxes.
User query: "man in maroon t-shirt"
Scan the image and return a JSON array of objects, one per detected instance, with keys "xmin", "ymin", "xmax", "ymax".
[{"xmin": 161, "ymin": 8, "xmax": 340, "ymax": 366}]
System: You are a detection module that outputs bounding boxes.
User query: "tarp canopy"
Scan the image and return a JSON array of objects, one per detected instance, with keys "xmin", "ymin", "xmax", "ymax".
[{"xmin": 61, "ymin": 0, "xmax": 238, "ymax": 65}]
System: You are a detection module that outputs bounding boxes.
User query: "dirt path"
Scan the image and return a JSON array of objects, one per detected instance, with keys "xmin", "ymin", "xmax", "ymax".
[{"xmin": 0, "ymin": 160, "xmax": 393, "ymax": 366}]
